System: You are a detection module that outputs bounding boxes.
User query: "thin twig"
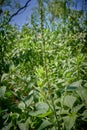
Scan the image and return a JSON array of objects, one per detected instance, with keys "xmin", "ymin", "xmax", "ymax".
[{"xmin": 8, "ymin": 0, "xmax": 31, "ymax": 23}]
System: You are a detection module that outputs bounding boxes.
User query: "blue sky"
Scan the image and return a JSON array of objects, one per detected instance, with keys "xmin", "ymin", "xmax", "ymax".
[
  {"xmin": 10, "ymin": 0, "xmax": 85, "ymax": 27},
  {"xmin": 11, "ymin": 0, "xmax": 38, "ymax": 26}
]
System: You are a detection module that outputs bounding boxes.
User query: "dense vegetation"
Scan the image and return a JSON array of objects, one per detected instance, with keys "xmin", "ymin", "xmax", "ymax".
[{"xmin": 0, "ymin": 0, "xmax": 87, "ymax": 129}]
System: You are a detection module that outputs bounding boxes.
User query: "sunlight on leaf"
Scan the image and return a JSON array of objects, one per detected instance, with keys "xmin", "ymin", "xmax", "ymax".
[
  {"xmin": 63, "ymin": 95, "xmax": 76, "ymax": 109},
  {"xmin": 38, "ymin": 119, "xmax": 52, "ymax": 130}
]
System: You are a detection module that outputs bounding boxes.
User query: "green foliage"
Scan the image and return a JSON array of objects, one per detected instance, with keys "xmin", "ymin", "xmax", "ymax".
[{"xmin": 0, "ymin": 0, "xmax": 87, "ymax": 130}]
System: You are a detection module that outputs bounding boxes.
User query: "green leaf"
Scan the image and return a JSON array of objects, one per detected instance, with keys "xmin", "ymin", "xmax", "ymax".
[
  {"xmin": 29, "ymin": 109, "xmax": 52, "ymax": 117},
  {"xmin": 63, "ymin": 95, "xmax": 76, "ymax": 109},
  {"xmin": 1, "ymin": 73, "xmax": 8, "ymax": 82},
  {"xmin": 38, "ymin": 120, "xmax": 52, "ymax": 130},
  {"xmin": 77, "ymin": 87, "xmax": 87, "ymax": 106},
  {"xmin": 68, "ymin": 80, "xmax": 82, "ymax": 88},
  {"xmin": 84, "ymin": 82, "xmax": 87, "ymax": 88},
  {"xmin": 29, "ymin": 102, "xmax": 50, "ymax": 117},
  {"xmin": 25, "ymin": 96, "xmax": 33, "ymax": 107},
  {"xmin": 24, "ymin": 90, "xmax": 34, "ymax": 106},
  {"xmin": 38, "ymin": 110, "xmax": 52, "ymax": 118},
  {"xmin": 18, "ymin": 102, "xmax": 25, "ymax": 110},
  {"xmin": 18, "ymin": 123, "xmax": 27, "ymax": 130},
  {"xmin": 72, "ymin": 104, "xmax": 84, "ymax": 113},
  {"xmin": 63, "ymin": 112, "xmax": 77, "ymax": 130},
  {"xmin": 24, "ymin": 91, "xmax": 33, "ymax": 102},
  {"xmin": 1, "ymin": 122, "xmax": 12, "ymax": 130},
  {"xmin": 5, "ymin": 91, "xmax": 12, "ymax": 97},
  {"xmin": 0, "ymin": 86, "xmax": 6, "ymax": 98},
  {"xmin": 67, "ymin": 86, "xmax": 77, "ymax": 91},
  {"xmin": 18, "ymin": 118, "xmax": 30, "ymax": 130},
  {"xmin": 81, "ymin": 110, "xmax": 87, "ymax": 120},
  {"xmin": 29, "ymin": 110, "xmax": 44, "ymax": 117},
  {"xmin": 36, "ymin": 102, "xmax": 49, "ymax": 111}
]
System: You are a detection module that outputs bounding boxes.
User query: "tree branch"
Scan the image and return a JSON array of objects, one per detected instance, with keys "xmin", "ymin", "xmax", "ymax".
[{"xmin": 8, "ymin": 0, "xmax": 31, "ymax": 23}]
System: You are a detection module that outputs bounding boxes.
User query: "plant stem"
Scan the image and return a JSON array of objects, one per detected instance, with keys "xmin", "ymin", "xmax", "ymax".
[{"xmin": 39, "ymin": 0, "xmax": 60, "ymax": 129}]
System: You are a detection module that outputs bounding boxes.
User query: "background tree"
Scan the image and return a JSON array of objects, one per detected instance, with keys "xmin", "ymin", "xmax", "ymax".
[{"xmin": 0, "ymin": 0, "xmax": 32, "ymax": 83}]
